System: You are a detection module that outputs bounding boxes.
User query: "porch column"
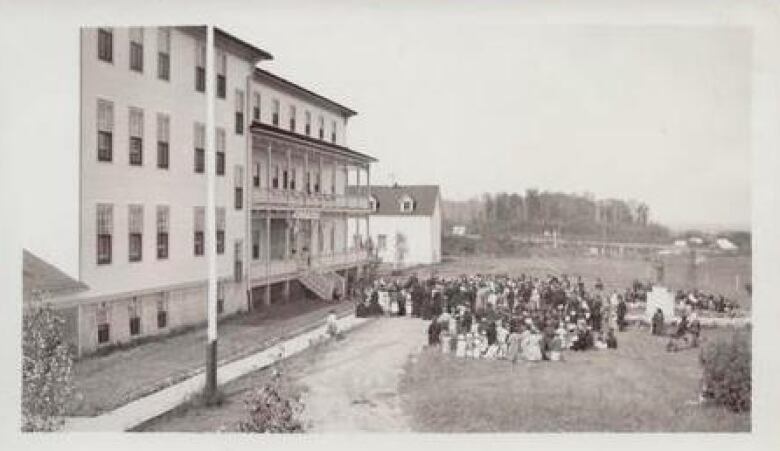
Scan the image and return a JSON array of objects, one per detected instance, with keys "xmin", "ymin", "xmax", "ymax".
[
  {"xmin": 265, "ymin": 214, "xmax": 271, "ymax": 306},
  {"xmin": 286, "ymin": 148, "xmax": 291, "ymax": 193},
  {"xmin": 284, "ymin": 217, "xmax": 290, "ymax": 260},
  {"xmin": 304, "ymin": 151, "xmax": 309, "ymax": 196},
  {"xmin": 284, "ymin": 279, "xmax": 290, "ymax": 303},
  {"xmin": 266, "ymin": 144, "xmax": 272, "ymax": 192}
]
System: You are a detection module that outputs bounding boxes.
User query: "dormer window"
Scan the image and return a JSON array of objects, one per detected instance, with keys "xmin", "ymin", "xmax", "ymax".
[
  {"xmin": 369, "ymin": 196, "xmax": 379, "ymax": 212},
  {"xmin": 400, "ymin": 195, "xmax": 415, "ymax": 212}
]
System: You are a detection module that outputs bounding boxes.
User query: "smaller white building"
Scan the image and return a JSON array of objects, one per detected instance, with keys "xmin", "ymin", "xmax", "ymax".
[{"xmin": 363, "ymin": 185, "xmax": 442, "ymax": 267}]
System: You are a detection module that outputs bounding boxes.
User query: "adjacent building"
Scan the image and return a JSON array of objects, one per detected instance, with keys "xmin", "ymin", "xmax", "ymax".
[
  {"xmin": 363, "ymin": 185, "xmax": 442, "ymax": 268},
  {"xmin": 27, "ymin": 26, "xmax": 375, "ymax": 356}
]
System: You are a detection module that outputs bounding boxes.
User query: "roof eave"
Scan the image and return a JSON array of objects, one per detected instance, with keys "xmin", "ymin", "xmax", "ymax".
[
  {"xmin": 253, "ymin": 68, "xmax": 357, "ymax": 118},
  {"xmin": 250, "ymin": 121, "xmax": 377, "ymax": 163}
]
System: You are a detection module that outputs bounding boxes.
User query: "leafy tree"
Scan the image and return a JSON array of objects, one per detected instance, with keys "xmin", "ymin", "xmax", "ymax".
[{"xmin": 22, "ymin": 294, "xmax": 74, "ymax": 432}]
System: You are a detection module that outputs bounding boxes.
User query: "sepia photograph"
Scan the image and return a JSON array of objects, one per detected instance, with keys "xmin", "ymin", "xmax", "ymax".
[{"xmin": 3, "ymin": 0, "xmax": 780, "ymax": 448}]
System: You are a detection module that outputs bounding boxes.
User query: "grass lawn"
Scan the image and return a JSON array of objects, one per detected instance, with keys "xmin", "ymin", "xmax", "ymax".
[
  {"xmin": 399, "ymin": 326, "xmax": 750, "ymax": 432},
  {"xmin": 68, "ymin": 299, "xmax": 354, "ymax": 416}
]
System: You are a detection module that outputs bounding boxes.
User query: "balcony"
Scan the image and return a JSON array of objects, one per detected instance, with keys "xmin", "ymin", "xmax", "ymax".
[
  {"xmin": 249, "ymin": 248, "xmax": 370, "ymax": 283},
  {"xmin": 252, "ymin": 188, "xmax": 369, "ymax": 211}
]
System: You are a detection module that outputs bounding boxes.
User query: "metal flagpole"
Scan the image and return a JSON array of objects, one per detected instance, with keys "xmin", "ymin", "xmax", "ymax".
[{"xmin": 204, "ymin": 24, "xmax": 218, "ymax": 404}]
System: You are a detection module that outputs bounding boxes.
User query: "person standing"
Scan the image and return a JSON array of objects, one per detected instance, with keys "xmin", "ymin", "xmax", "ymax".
[{"xmin": 617, "ymin": 295, "xmax": 627, "ymax": 331}]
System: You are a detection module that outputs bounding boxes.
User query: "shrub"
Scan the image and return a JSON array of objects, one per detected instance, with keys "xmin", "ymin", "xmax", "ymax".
[
  {"xmin": 699, "ymin": 328, "xmax": 751, "ymax": 412},
  {"xmin": 22, "ymin": 301, "xmax": 74, "ymax": 431},
  {"xmin": 237, "ymin": 359, "xmax": 304, "ymax": 433}
]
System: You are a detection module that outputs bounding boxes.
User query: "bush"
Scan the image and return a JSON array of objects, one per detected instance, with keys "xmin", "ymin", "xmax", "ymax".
[
  {"xmin": 22, "ymin": 301, "xmax": 74, "ymax": 431},
  {"xmin": 237, "ymin": 362, "xmax": 304, "ymax": 433},
  {"xmin": 699, "ymin": 328, "xmax": 751, "ymax": 412}
]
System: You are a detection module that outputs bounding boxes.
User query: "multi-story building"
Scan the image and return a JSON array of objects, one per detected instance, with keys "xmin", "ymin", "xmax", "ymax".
[{"xmin": 30, "ymin": 26, "xmax": 375, "ymax": 356}]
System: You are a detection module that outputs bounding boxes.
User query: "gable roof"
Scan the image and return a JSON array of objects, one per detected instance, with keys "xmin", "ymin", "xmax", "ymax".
[
  {"xmin": 23, "ymin": 250, "xmax": 88, "ymax": 303},
  {"xmin": 360, "ymin": 185, "xmax": 440, "ymax": 217}
]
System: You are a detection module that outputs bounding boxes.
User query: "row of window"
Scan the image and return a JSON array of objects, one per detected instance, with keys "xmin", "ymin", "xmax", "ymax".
[
  {"xmin": 95, "ymin": 204, "xmax": 244, "ymax": 270},
  {"xmin": 96, "ymin": 28, "xmax": 341, "ymax": 145},
  {"xmin": 96, "ymin": 98, "xmax": 245, "ymax": 171},
  {"xmin": 94, "ymin": 288, "xmax": 226, "ymax": 345}
]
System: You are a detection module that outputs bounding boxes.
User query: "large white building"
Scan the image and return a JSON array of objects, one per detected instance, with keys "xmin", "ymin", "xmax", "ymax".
[
  {"xmin": 363, "ymin": 185, "xmax": 442, "ymax": 268},
  {"xmin": 27, "ymin": 26, "xmax": 376, "ymax": 356}
]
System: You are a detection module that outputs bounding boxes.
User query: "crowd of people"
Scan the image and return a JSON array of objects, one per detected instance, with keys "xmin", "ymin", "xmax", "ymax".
[{"xmin": 356, "ymin": 272, "xmax": 629, "ymax": 361}]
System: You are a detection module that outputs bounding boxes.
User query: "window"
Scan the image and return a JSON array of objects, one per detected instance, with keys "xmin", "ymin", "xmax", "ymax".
[
  {"xmin": 282, "ymin": 167, "xmax": 289, "ymax": 190},
  {"xmin": 216, "ymin": 50, "xmax": 226, "ymax": 99},
  {"xmin": 216, "ymin": 207, "xmax": 225, "ymax": 255},
  {"xmin": 157, "ymin": 113, "xmax": 170, "ymax": 169},
  {"xmin": 272, "ymin": 165, "xmax": 279, "ymax": 189},
  {"xmin": 401, "ymin": 197, "xmax": 414, "ymax": 212},
  {"xmin": 129, "ymin": 27, "xmax": 144, "ymax": 72},
  {"xmin": 96, "ymin": 204, "xmax": 113, "ymax": 265},
  {"xmin": 217, "ymin": 282, "xmax": 225, "ymax": 315},
  {"xmin": 194, "ymin": 122, "xmax": 205, "ymax": 173},
  {"xmin": 330, "ymin": 226, "xmax": 335, "ymax": 252},
  {"xmin": 129, "ymin": 107, "xmax": 144, "ymax": 165},
  {"xmin": 97, "ymin": 99, "xmax": 114, "ymax": 162},
  {"xmin": 216, "ymin": 128, "xmax": 225, "ymax": 176},
  {"xmin": 272, "ymin": 99, "xmax": 280, "ymax": 126},
  {"xmin": 194, "ymin": 206, "xmax": 205, "ymax": 256},
  {"xmin": 97, "ymin": 28, "xmax": 113, "ymax": 63},
  {"xmin": 157, "ymin": 27, "xmax": 170, "ymax": 80},
  {"xmin": 369, "ymin": 196, "xmax": 379, "ymax": 211},
  {"xmin": 128, "ymin": 204, "xmax": 143, "ymax": 262},
  {"xmin": 96, "ymin": 303, "xmax": 110, "ymax": 344},
  {"xmin": 378, "ymin": 234, "xmax": 387, "ymax": 250},
  {"xmin": 252, "ymin": 229, "xmax": 260, "ymax": 260},
  {"xmin": 331, "ymin": 120, "xmax": 337, "ymax": 143},
  {"xmin": 157, "ymin": 295, "xmax": 168, "ymax": 329},
  {"xmin": 128, "ymin": 298, "xmax": 141, "ymax": 336},
  {"xmin": 289, "ymin": 105, "xmax": 296, "ymax": 132},
  {"xmin": 252, "ymin": 92, "xmax": 261, "ymax": 121},
  {"xmin": 195, "ymin": 42, "xmax": 205, "ymax": 92},
  {"xmin": 234, "ymin": 166, "xmax": 244, "ymax": 210},
  {"xmin": 304, "ymin": 111, "xmax": 311, "ymax": 136},
  {"xmin": 305, "ymin": 171, "xmax": 311, "ymax": 194},
  {"xmin": 315, "ymin": 171, "xmax": 321, "ymax": 193},
  {"xmin": 234, "ymin": 240, "xmax": 243, "ymax": 282},
  {"xmin": 318, "ymin": 115, "xmax": 324, "ymax": 140},
  {"xmin": 252, "ymin": 162, "xmax": 260, "ymax": 187},
  {"xmin": 330, "ymin": 166, "xmax": 336, "ymax": 194},
  {"xmin": 290, "ymin": 168, "xmax": 296, "ymax": 191},
  {"xmin": 156, "ymin": 205, "xmax": 169, "ymax": 259},
  {"xmin": 235, "ymin": 90, "xmax": 245, "ymax": 135}
]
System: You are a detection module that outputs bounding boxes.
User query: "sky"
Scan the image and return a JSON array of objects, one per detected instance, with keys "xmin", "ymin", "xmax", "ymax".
[
  {"xmin": 1, "ymin": 0, "xmax": 757, "ymax": 277},
  {"xmin": 226, "ymin": 6, "xmax": 751, "ymax": 231}
]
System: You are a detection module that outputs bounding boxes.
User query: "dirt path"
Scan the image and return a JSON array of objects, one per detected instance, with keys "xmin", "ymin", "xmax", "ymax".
[{"xmin": 299, "ymin": 317, "xmax": 427, "ymax": 432}]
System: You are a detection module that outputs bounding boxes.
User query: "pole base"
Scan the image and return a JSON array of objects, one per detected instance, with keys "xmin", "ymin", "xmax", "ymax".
[{"xmin": 204, "ymin": 339, "xmax": 219, "ymax": 406}]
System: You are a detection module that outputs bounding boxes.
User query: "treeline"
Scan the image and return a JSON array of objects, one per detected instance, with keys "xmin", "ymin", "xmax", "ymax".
[{"xmin": 443, "ymin": 190, "xmax": 671, "ymax": 244}]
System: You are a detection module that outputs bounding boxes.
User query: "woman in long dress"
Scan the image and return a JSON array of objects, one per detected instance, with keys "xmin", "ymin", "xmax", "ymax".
[{"xmin": 524, "ymin": 327, "xmax": 543, "ymax": 361}]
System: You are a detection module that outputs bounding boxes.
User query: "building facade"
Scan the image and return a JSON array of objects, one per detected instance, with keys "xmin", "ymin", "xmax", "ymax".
[
  {"xmin": 364, "ymin": 185, "xmax": 441, "ymax": 268},
  {"xmin": 37, "ymin": 26, "xmax": 374, "ymax": 356}
]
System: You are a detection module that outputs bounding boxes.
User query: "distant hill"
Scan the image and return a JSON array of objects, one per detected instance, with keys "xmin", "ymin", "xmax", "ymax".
[{"xmin": 442, "ymin": 190, "xmax": 670, "ymax": 244}]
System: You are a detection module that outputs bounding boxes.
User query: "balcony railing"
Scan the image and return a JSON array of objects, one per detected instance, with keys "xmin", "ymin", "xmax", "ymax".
[
  {"xmin": 252, "ymin": 187, "xmax": 369, "ymax": 210},
  {"xmin": 250, "ymin": 249, "xmax": 370, "ymax": 280}
]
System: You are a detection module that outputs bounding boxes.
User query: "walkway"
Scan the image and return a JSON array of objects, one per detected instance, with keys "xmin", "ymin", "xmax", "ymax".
[
  {"xmin": 300, "ymin": 317, "xmax": 427, "ymax": 432},
  {"xmin": 63, "ymin": 314, "xmax": 368, "ymax": 431}
]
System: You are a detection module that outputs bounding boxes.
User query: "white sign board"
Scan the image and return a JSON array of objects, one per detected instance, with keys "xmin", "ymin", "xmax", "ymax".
[{"xmin": 645, "ymin": 286, "xmax": 675, "ymax": 322}]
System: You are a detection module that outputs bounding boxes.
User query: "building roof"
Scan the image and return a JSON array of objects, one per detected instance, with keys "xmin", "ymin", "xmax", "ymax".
[
  {"xmin": 253, "ymin": 68, "xmax": 358, "ymax": 118},
  {"xmin": 251, "ymin": 121, "xmax": 376, "ymax": 163},
  {"xmin": 22, "ymin": 250, "xmax": 88, "ymax": 303},
  {"xmin": 360, "ymin": 184, "xmax": 440, "ymax": 217}
]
